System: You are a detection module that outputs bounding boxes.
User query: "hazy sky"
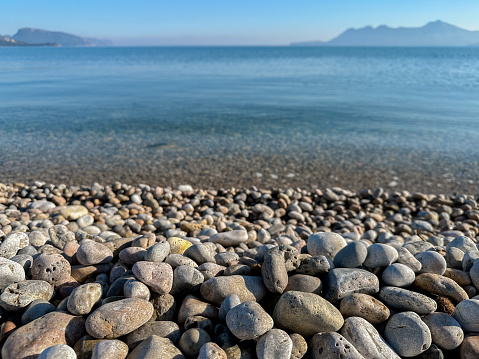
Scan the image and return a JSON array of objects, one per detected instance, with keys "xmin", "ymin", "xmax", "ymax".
[{"xmin": 2, "ymin": 0, "xmax": 479, "ymax": 45}]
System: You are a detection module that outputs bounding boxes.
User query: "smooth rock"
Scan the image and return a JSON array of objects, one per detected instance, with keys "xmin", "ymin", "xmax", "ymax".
[
  {"xmin": 171, "ymin": 265, "xmax": 204, "ymax": 295},
  {"xmin": 306, "ymin": 232, "xmax": 347, "ymax": 260},
  {"xmin": 363, "ymin": 243, "xmax": 398, "ymax": 268},
  {"xmin": 273, "ymin": 290, "xmax": 344, "ymax": 337},
  {"xmin": 384, "ymin": 311, "xmax": 432, "ymax": 357},
  {"xmin": 416, "ymin": 251, "xmax": 447, "ymax": 275},
  {"xmin": 91, "ymin": 339, "xmax": 129, "ymax": 359},
  {"xmin": 178, "ymin": 328, "xmax": 211, "ymax": 358},
  {"xmin": 333, "ymin": 241, "xmax": 368, "ymax": 268},
  {"xmin": 0, "ymin": 232, "xmax": 28, "ymax": 258},
  {"xmin": 61, "ymin": 205, "xmax": 89, "ymax": 220},
  {"xmin": 145, "ymin": 241, "xmax": 170, "ymax": 263},
  {"xmin": 382, "ymin": 263, "xmax": 416, "ymax": 287},
  {"xmin": 414, "ymin": 273, "xmax": 468, "ymax": 303},
  {"xmin": 31, "ymin": 253, "xmax": 72, "ymax": 288},
  {"xmin": 200, "ymin": 275, "xmax": 266, "ymax": 304},
  {"xmin": 178, "ymin": 295, "xmax": 218, "ymax": 324},
  {"xmin": 198, "ymin": 342, "xmax": 227, "ymax": 359},
  {"xmin": 86, "ymin": 298, "xmax": 154, "ymax": 339},
  {"xmin": 340, "ymin": 293, "xmax": 390, "ymax": 324},
  {"xmin": 132, "ymin": 261, "xmax": 173, "ymax": 294},
  {"xmin": 67, "ymin": 283, "xmax": 103, "ymax": 315},
  {"xmin": 422, "ymin": 312, "xmax": 464, "ymax": 350},
  {"xmin": 324, "ymin": 268, "xmax": 379, "ymax": 302},
  {"xmin": 460, "ymin": 334, "xmax": 479, "ymax": 359},
  {"xmin": 183, "ymin": 243, "xmax": 216, "ymax": 265},
  {"xmin": 453, "ymin": 299, "xmax": 479, "ymax": 333},
  {"xmin": 126, "ymin": 321, "xmax": 181, "ymax": 349},
  {"xmin": 209, "ymin": 230, "xmax": 248, "ymax": 247},
  {"xmin": 38, "ymin": 344, "xmax": 77, "ymax": 359},
  {"xmin": 226, "ymin": 301, "xmax": 273, "ymax": 340},
  {"xmin": 396, "ymin": 247, "xmax": 422, "ymax": 273},
  {"xmin": 21, "ymin": 299, "xmax": 57, "ymax": 325},
  {"xmin": 256, "ymin": 329, "xmax": 293, "ymax": 359},
  {"xmin": 218, "ymin": 294, "xmax": 241, "ymax": 322},
  {"xmin": 310, "ymin": 332, "xmax": 364, "ymax": 359},
  {"xmin": 290, "ymin": 333, "xmax": 308, "ymax": 359},
  {"xmin": 150, "ymin": 293, "xmax": 177, "ymax": 321},
  {"xmin": 77, "ymin": 241, "xmax": 113, "ymax": 265},
  {"xmin": 284, "ymin": 274, "xmax": 322, "ymax": 294},
  {"xmin": 126, "ymin": 335, "xmax": 185, "ymax": 359},
  {"xmin": 49, "ymin": 224, "xmax": 76, "ymax": 249},
  {"xmin": 379, "ymin": 286, "xmax": 437, "ymax": 315}
]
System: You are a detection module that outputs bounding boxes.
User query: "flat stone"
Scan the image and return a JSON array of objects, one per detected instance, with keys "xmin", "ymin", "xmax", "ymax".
[
  {"xmin": 256, "ymin": 329, "xmax": 293, "ymax": 359},
  {"xmin": 91, "ymin": 339, "xmax": 129, "ymax": 359},
  {"xmin": 0, "ymin": 280, "xmax": 54, "ymax": 311},
  {"xmin": 363, "ymin": 243, "xmax": 398, "ymax": 268},
  {"xmin": 384, "ymin": 311, "xmax": 432, "ymax": 357},
  {"xmin": 208, "ymin": 230, "xmax": 248, "ymax": 247},
  {"xmin": 382, "ymin": 263, "xmax": 416, "ymax": 287},
  {"xmin": 86, "ymin": 298, "xmax": 154, "ymax": 339},
  {"xmin": 1, "ymin": 312, "xmax": 86, "ymax": 359},
  {"xmin": 306, "ymin": 232, "xmax": 347, "ymax": 260},
  {"xmin": 310, "ymin": 332, "xmax": 364, "ymax": 359},
  {"xmin": 453, "ymin": 299, "xmax": 479, "ymax": 333},
  {"xmin": 132, "ymin": 261, "xmax": 173, "ymax": 294},
  {"xmin": 414, "ymin": 273, "xmax": 468, "ymax": 304},
  {"xmin": 61, "ymin": 205, "xmax": 89, "ymax": 220},
  {"xmin": 341, "ymin": 316, "xmax": 400, "ymax": 359},
  {"xmin": 226, "ymin": 301, "xmax": 273, "ymax": 340},
  {"xmin": 340, "ymin": 293, "xmax": 390, "ymax": 324},
  {"xmin": 422, "ymin": 312, "xmax": 464, "ymax": 350},
  {"xmin": 379, "ymin": 286, "xmax": 437, "ymax": 315},
  {"xmin": 77, "ymin": 241, "xmax": 113, "ymax": 265},
  {"xmin": 67, "ymin": 283, "xmax": 103, "ymax": 315},
  {"xmin": 324, "ymin": 268, "xmax": 379, "ymax": 302},
  {"xmin": 273, "ymin": 290, "xmax": 344, "ymax": 337},
  {"xmin": 200, "ymin": 275, "xmax": 266, "ymax": 304},
  {"xmin": 262, "ymin": 246, "xmax": 288, "ymax": 294},
  {"xmin": 126, "ymin": 335, "xmax": 185, "ymax": 359}
]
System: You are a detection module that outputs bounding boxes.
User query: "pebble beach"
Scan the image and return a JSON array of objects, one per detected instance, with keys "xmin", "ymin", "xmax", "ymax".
[{"xmin": 1, "ymin": 181, "xmax": 479, "ymax": 358}]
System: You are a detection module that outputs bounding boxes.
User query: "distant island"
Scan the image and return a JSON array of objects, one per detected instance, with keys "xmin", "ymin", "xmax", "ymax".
[
  {"xmin": 291, "ymin": 20, "xmax": 479, "ymax": 47},
  {"xmin": 0, "ymin": 28, "xmax": 112, "ymax": 47}
]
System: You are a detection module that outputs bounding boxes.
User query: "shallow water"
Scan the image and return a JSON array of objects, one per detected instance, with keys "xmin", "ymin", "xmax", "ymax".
[{"xmin": 1, "ymin": 46, "xmax": 478, "ymax": 191}]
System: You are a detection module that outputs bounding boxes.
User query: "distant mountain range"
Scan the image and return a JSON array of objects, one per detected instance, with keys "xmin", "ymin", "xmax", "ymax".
[
  {"xmin": 291, "ymin": 21, "xmax": 479, "ymax": 47},
  {"xmin": 0, "ymin": 28, "xmax": 111, "ymax": 47}
]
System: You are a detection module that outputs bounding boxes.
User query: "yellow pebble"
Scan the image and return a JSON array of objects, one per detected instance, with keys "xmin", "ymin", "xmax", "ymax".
[{"xmin": 168, "ymin": 237, "xmax": 193, "ymax": 254}]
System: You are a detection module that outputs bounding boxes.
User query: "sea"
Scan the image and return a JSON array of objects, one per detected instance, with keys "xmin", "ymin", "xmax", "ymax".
[{"xmin": 1, "ymin": 46, "xmax": 479, "ymax": 191}]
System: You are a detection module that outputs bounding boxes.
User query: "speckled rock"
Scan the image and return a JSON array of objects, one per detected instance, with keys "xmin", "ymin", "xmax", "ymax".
[
  {"xmin": 145, "ymin": 241, "xmax": 170, "ymax": 263},
  {"xmin": 168, "ymin": 237, "xmax": 193, "ymax": 255},
  {"xmin": 284, "ymin": 274, "xmax": 322, "ymax": 294},
  {"xmin": 0, "ymin": 232, "xmax": 28, "ymax": 259},
  {"xmin": 126, "ymin": 321, "xmax": 181, "ymax": 349},
  {"xmin": 150, "ymin": 293, "xmax": 177, "ymax": 321},
  {"xmin": 384, "ymin": 311, "xmax": 432, "ymax": 357},
  {"xmin": 460, "ymin": 334, "xmax": 479, "ymax": 359},
  {"xmin": 0, "ymin": 280, "xmax": 54, "ymax": 311},
  {"xmin": 209, "ymin": 230, "xmax": 248, "ymax": 247},
  {"xmin": 290, "ymin": 333, "xmax": 308, "ymax": 359},
  {"xmin": 86, "ymin": 298, "xmax": 154, "ymax": 339},
  {"xmin": 1, "ymin": 312, "xmax": 86, "ymax": 359},
  {"xmin": 273, "ymin": 291, "xmax": 344, "ymax": 337},
  {"xmin": 306, "ymin": 232, "xmax": 347, "ymax": 260},
  {"xmin": 67, "ymin": 283, "xmax": 103, "ymax": 315},
  {"xmin": 170, "ymin": 265, "xmax": 204, "ymax": 295},
  {"xmin": 382, "ymin": 263, "xmax": 416, "ymax": 287},
  {"xmin": 341, "ymin": 316, "xmax": 400, "ymax": 359},
  {"xmin": 219, "ymin": 294, "xmax": 241, "ymax": 322},
  {"xmin": 200, "ymin": 275, "xmax": 266, "ymax": 304},
  {"xmin": 124, "ymin": 279, "xmax": 150, "ymax": 300},
  {"xmin": 226, "ymin": 301, "xmax": 273, "ymax": 340},
  {"xmin": 256, "ymin": 329, "xmax": 293, "ymax": 359},
  {"xmin": 422, "ymin": 312, "xmax": 464, "ymax": 350},
  {"xmin": 416, "ymin": 251, "xmax": 447, "ymax": 275},
  {"xmin": 262, "ymin": 246, "xmax": 288, "ymax": 294},
  {"xmin": 198, "ymin": 262, "xmax": 225, "ymax": 280},
  {"xmin": 340, "ymin": 293, "xmax": 390, "ymax": 324},
  {"xmin": 21, "ymin": 299, "xmax": 57, "ymax": 325},
  {"xmin": 295, "ymin": 255, "xmax": 333, "ymax": 276},
  {"xmin": 126, "ymin": 335, "xmax": 185, "ymax": 359},
  {"xmin": 453, "ymin": 299, "xmax": 479, "ymax": 333},
  {"xmin": 363, "ymin": 243, "xmax": 398, "ymax": 268},
  {"xmin": 333, "ymin": 241, "xmax": 368, "ymax": 268},
  {"xmin": 443, "ymin": 268, "xmax": 471, "ymax": 286},
  {"xmin": 0, "ymin": 257, "xmax": 25, "ymax": 291},
  {"xmin": 178, "ymin": 295, "xmax": 219, "ymax": 324},
  {"xmin": 38, "ymin": 344, "xmax": 77, "ymax": 359},
  {"xmin": 396, "ymin": 247, "xmax": 422, "ymax": 273},
  {"xmin": 31, "ymin": 253, "xmax": 72, "ymax": 288},
  {"xmin": 77, "ymin": 241, "xmax": 113, "ymax": 265},
  {"xmin": 379, "ymin": 286, "xmax": 437, "ymax": 315},
  {"xmin": 119, "ymin": 247, "xmax": 146, "ymax": 265},
  {"xmin": 324, "ymin": 268, "xmax": 379, "ymax": 302},
  {"xmin": 61, "ymin": 205, "xmax": 89, "ymax": 220},
  {"xmin": 49, "ymin": 224, "xmax": 76, "ymax": 249},
  {"xmin": 178, "ymin": 328, "xmax": 212, "ymax": 357},
  {"xmin": 91, "ymin": 339, "xmax": 129, "ymax": 359},
  {"xmin": 198, "ymin": 342, "xmax": 227, "ymax": 359},
  {"xmin": 414, "ymin": 273, "xmax": 468, "ymax": 303},
  {"xmin": 310, "ymin": 332, "xmax": 364, "ymax": 359},
  {"xmin": 183, "ymin": 243, "xmax": 216, "ymax": 265},
  {"xmin": 132, "ymin": 261, "xmax": 173, "ymax": 294}
]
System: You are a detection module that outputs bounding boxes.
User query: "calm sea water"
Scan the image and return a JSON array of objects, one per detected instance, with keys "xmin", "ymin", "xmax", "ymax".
[{"xmin": 0, "ymin": 46, "xmax": 479, "ymax": 189}]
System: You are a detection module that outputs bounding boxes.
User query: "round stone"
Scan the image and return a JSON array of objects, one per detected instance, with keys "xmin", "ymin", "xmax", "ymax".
[
  {"xmin": 310, "ymin": 332, "xmax": 364, "ymax": 359},
  {"xmin": 0, "ymin": 280, "xmax": 54, "ymax": 311},
  {"xmin": 340, "ymin": 293, "xmax": 390, "ymax": 324},
  {"xmin": 77, "ymin": 241, "xmax": 113, "ymax": 265},
  {"xmin": 226, "ymin": 301, "xmax": 273, "ymax": 340},
  {"xmin": 384, "ymin": 311, "xmax": 432, "ymax": 357},
  {"xmin": 21, "ymin": 299, "xmax": 57, "ymax": 325},
  {"xmin": 219, "ymin": 294, "xmax": 241, "ymax": 322},
  {"xmin": 284, "ymin": 274, "xmax": 322, "ymax": 294},
  {"xmin": 198, "ymin": 342, "xmax": 227, "ymax": 359},
  {"xmin": 396, "ymin": 247, "xmax": 422, "ymax": 273},
  {"xmin": 416, "ymin": 251, "xmax": 447, "ymax": 275},
  {"xmin": 48, "ymin": 225, "xmax": 76, "ymax": 250},
  {"xmin": 38, "ymin": 344, "xmax": 77, "ymax": 359},
  {"xmin": 256, "ymin": 329, "xmax": 293, "ymax": 359},
  {"xmin": 208, "ymin": 230, "xmax": 248, "ymax": 247},
  {"xmin": 183, "ymin": 243, "xmax": 216, "ymax": 265},
  {"xmin": 132, "ymin": 261, "xmax": 173, "ymax": 294},
  {"xmin": 178, "ymin": 328, "xmax": 211, "ymax": 358},
  {"xmin": 379, "ymin": 286, "xmax": 437, "ymax": 315},
  {"xmin": 170, "ymin": 265, "xmax": 204, "ymax": 295},
  {"xmin": 178, "ymin": 295, "xmax": 218, "ymax": 324},
  {"xmin": 422, "ymin": 312, "xmax": 464, "ymax": 350},
  {"xmin": 86, "ymin": 298, "xmax": 154, "ymax": 339},
  {"xmin": 144, "ymin": 241, "xmax": 170, "ymax": 263},
  {"xmin": 333, "ymin": 241, "xmax": 368, "ymax": 268},
  {"xmin": 273, "ymin": 291, "xmax": 344, "ymax": 337},
  {"xmin": 290, "ymin": 333, "xmax": 308, "ymax": 359},
  {"xmin": 453, "ymin": 299, "xmax": 479, "ymax": 333},
  {"xmin": 363, "ymin": 243, "xmax": 398, "ymax": 268},
  {"xmin": 67, "ymin": 283, "xmax": 103, "ymax": 315},
  {"xmin": 461, "ymin": 334, "xmax": 479, "ymax": 359},
  {"xmin": 126, "ymin": 321, "xmax": 181, "ymax": 349},
  {"xmin": 200, "ymin": 275, "xmax": 266, "ymax": 305},
  {"xmin": 0, "ymin": 257, "xmax": 25, "ymax": 291},
  {"xmin": 91, "ymin": 339, "xmax": 129, "ymax": 359},
  {"xmin": 124, "ymin": 279, "xmax": 150, "ymax": 300},
  {"xmin": 324, "ymin": 268, "xmax": 379, "ymax": 302},
  {"xmin": 382, "ymin": 263, "xmax": 416, "ymax": 287},
  {"xmin": 60, "ymin": 205, "xmax": 89, "ymax": 220},
  {"xmin": 414, "ymin": 273, "xmax": 468, "ymax": 303},
  {"xmin": 31, "ymin": 253, "xmax": 71, "ymax": 288},
  {"xmin": 126, "ymin": 335, "xmax": 183, "ymax": 359},
  {"xmin": 307, "ymin": 232, "xmax": 347, "ymax": 260}
]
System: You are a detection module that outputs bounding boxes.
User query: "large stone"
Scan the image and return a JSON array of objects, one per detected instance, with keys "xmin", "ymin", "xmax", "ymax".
[
  {"xmin": 340, "ymin": 293, "xmax": 390, "ymax": 324},
  {"xmin": 310, "ymin": 332, "xmax": 364, "ymax": 359},
  {"xmin": 0, "ymin": 257, "xmax": 25, "ymax": 291},
  {"xmin": 91, "ymin": 340, "xmax": 129, "ymax": 359},
  {"xmin": 208, "ymin": 230, "xmax": 248, "ymax": 247},
  {"xmin": 126, "ymin": 335, "xmax": 185, "ymax": 359},
  {"xmin": 273, "ymin": 291, "xmax": 344, "ymax": 337},
  {"xmin": 324, "ymin": 268, "xmax": 379, "ymax": 302},
  {"xmin": 382, "ymin": 263, "xmax": 416, "ymax": 287},
  {"xmin": 379, "ymin": 286, "xmax": 437, "ymax": 315},
  {"xmin": 341, "ymin": 316, "xmax": 400, "ymax": 359},
  {"xmin": 31, "ymin": 253, "xmax": 72, "ymax": 288},
  {"xmin": 198, "ymin": 342, "xmax": 227, "ymax": 359},
  {"xmin": 226, "ymin": 301, "xmax": 273, "ymax": 340},
  {"xmin": 262, "ymin": 247, "xmax": 288, "ymax": 294},
  {"xmin": 460, "ymin": 334, "xmax": 479, "ymax": 359},
  {"xmin": 333, "ymin": 241, "xmax": 368, "ymax": 268},
  {"xmin": 178, "ymin": 295, "xmax": 219, "ymax": 324},
  {"xmin": 307, "ymin": 232, "xmax": 347, "ymax": 259},
  {"xmin": 414, "ymin": 273, "xmax": 468, "ymax": 304},
  {"xmin": 178, "ymin": 328, "xmax": 211, "ymax": 357},
  {"xmin": 132, "ymin": 261, "xmax": 173, "ymax": 294},
  {"xmin": 49, "ymin": 225, "xmax": 76, "ymax": 250},
  {"xmin": 86, "ymin": 298, "xmax": 154, "ymax": 339},
  {"xmin": 0, "ymin": 280, "xmax": 54, "ymax": 311},
  {"xmin": 453, "ymin": 299, "xmax": 479, "ymax": 333},
  {"xmin": 0, "ymin": 232, "xmax": 28, "ymax": 259},
  {"xmin": 256, "ymin": 329, "xmax": 293, "ymax": 359},
  {"xmin": 363, "ymin": 243, "xmax": 398, "ymax": 268},
  {"xmin": 77, "ymin": 241, "xmax": 113, "ymax": 265},
  {"xmin": 1, "ymin": 312, "xmax": 86, "ymax": 359},
  {"xmin": 422, "ymin": 312, "xmax": 464, "ymax": 350},
  {"xmin": 200, "ymin": 275, "xmax": 266, "ymax": 304}
]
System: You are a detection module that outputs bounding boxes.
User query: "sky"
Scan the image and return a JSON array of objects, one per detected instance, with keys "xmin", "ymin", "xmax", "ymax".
[{"xmin": 2, "ymin": 0, "xmax": 479, "ymax": 45}]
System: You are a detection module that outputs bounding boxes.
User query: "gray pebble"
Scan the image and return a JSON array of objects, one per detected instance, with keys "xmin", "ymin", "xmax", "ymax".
[
  {"xmin": 333, "ymin": 241, "xmax": 368, "ymax": 268},
  {"xmin": 382, "ymin": 263, "xmax": 416, "ymax": 287},
  {"xmin": 324, "ymin": 268, "xmax": 379, "ymax": 302},
  {"xmin": 38, "ymin": 344, "xmax": 77, "ymax": 359},
  {"xmin": 416, "ymin": 251, "xmax": 447, "ymax": 275},
  {"xmin": 256, "ymin": 329, "xmax": 293, "ymax": 359},
  {"xmin": 219, "ymin": 294, "xmax": 241, "ymax": 322},
  {"xmin": 307, "ymin": 232, "xmax": 347, "ymax": 260},
  {"xmin": 226, "ymin": 301, "xmax": 273, "ymax": 340},
  {"xmin": 379, "ymin": 286, "xmax": 437, "ymax": 315},
  {"xmin": 310, "ymin": 332, "xmax": 364, "ymax": 359},
  {"xmin": 422, "ymin": 312, "xmax": 464, "ymax": 350},
  {"xmin": 363, "ymin": 244, "xmax": 398, "ymax": 268}
]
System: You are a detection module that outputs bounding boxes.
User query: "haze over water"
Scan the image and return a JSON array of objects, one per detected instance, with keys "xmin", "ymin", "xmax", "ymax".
[{"xmin": 1, "ymin": 46, "xmax": 479, "ymax": 192}]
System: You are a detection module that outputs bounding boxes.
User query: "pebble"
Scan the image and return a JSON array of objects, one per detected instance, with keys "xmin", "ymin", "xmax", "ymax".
[
  {"xmin": 414, "ymin": 273, "xmax": 469, "ymax": 303},
  {"xmin": 256, "ymin": 329, "xmax": 293, "ymax": 359},
  {"xmin": 379, "ymin": 286, "xmax": 437, "ymax": 315},
  {"xmin": 384, "ymin": 311, "xmax": 432, "ymax": 357},
  {"xmin": 126, "ymin": 335, "xmax": 184, "ymax": 359},
  {"xmin": 124, "ymin": 279, "xmax": 150, "ymax": 300},
  {"xmin": 170, "ymin": 265, "xmax": 204, "ymax": 295},
  {"xmin": 209, "ymin": 230, "xmax": 248, "ymax": 247},
  {"xmin": 198, "ymin": 342, "xmax": 227, "ymax": 359},
  {"xmin": 218, "ymin": 294, "xmax": 241, "ymax": 322},
  {"xmin": 60, "ymin": 205, "xmax": 89, "ymax": 220},
  {"xmin": 284, "ymin": 273, "xmax": 322, "ymax": 294},
  {"xmin": 91, "ymin": 339, "xmax": 129, "ymax": 359},
  {"xmin": 0, "ymin": 257, "xmax": 25, "ymax": 290},
  {"xmin": 126, "ymin": 321, "xmax": 181, "ymax": 349},
  {"xmin": 132, "ymin": 261, "xmax": 173, "ymax": 294},
  {"xmin": 226, "ymin": 301, "xmax": 273, "ymax": 340},
  {"xmin": 460, "ymin": 334, "xmax": 479, "ymax": 359},
  {"xmin": 21, "ymin": 299, "xmax": 57, "ymax": 325},
  {"xmin": 333, "ymin": 241, "xmax": 368, "ymax": 268},
  {"xmin": 67, "ymin": 283, "xmax": 103, "ymax": 315},
  {"xmin": 290, "ymin": 333, "xmax": 308, "ymax": 359},
  {"xmin": 262, "ymin": 246, "xmax": 288, "ymax": 294},
  {"xmin": 144, "ymin": 241, "xmax": 170, "ymax": 263},
  {"xmin": 416, "ymin": 251, "xmax": 447, "ymax": 275},
  {"xmin": 38, "ymin": 344, "xmax": 77, "ymax": 359},
  {"xmin": 339, "ymin": 293, "xmax": 390, "ymax": 324},
  {"xmin": 31, "ymin": 253, "xmax": 72, "ymax": 288},
  {"xmin": 341, "ymin": 316, "xmax": 400, "ymax": 359},
  {"xmin": 0, "ymin": 232, "xmax": 28, "ymax": 258},
  {"xmin": 363, "ymin": 243, "xmax": 398, "ymax": 268},
  {"xmin": 422, "ymin": 312, "xmax": 464, "ymax": 350},
  {"xmin": 86, "ymin": 298, "xmax": 154, "ymax": 339},
  {"xmin": 273, "ymin": 290, "xmax": 344, "ymax": 337},
  {"xmin": 396, "ymin": 247, "xmax": 422, "ymax": 272},
  {"xmin": 77, "ymin": 241, "xmax": 113, "ymax": 265},
  {"xmin": 178, "ymin": 295, "xmax": 218, "ymax": 324},
  {"xmin": 310, "ymin": 332, "xmax": 364, "ymax": 359},
  {"xmin": 306, "ymin": 232, "xmax": 347, "ymax": 259},
  {"xmin": 200, "ymin": 275, "xmax": 266, "ymax": 304},
  {"xmin": 0, "ymin": 280, "xmax": 54, "ymax": 311},
  {"xmin": 324, "ymin": 268, "xmax": 379, "ymax": 302},
  {"xmin": 178, "ymin": 328, "xmax": 211, "ymax": 357},
  {"xmin": 453, "ymin": 299, "xmax": 479, "ymax": 333}
]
